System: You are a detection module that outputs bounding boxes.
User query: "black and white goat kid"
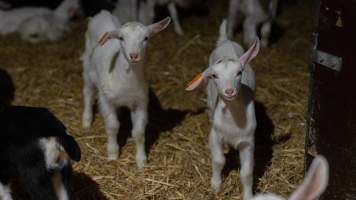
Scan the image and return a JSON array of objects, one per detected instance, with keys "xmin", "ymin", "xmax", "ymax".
[{"xmin": 0, "ymin": 106, "xmax": 81, "ymax": 200}]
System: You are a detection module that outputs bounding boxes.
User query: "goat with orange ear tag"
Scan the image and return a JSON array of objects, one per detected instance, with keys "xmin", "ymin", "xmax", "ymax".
[{"xmin": 185, "ymin": 20, "xmax": 260, "ymax": 200}]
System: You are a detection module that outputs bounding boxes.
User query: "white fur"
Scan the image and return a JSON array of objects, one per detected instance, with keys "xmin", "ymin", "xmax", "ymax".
[
  {"xmin": 227, "ymin": 0, "xmax": 278, "ymax": 47},
  {"xmin": 82, "ymin": 10, "xmax": 170, "ymax": 169},
  {"xmin": 251, "ymin": 156, "xmax": 329, "ymax": 200},
  {"xmin": 18, "ymin": 0, "xmax": 79, "ymax": 43},
  {"xmin": 0, "ymin": 183, "xmax": 12, "ymax": 200},
  {"xmin": 0, "ymin": 7, "xmax": 51, "ymax": 35},
  {"xmin": 186, "ymin": 20, "xmax": 259, "ymax": 200},
  {"xmin": 39, "ymin": 137, "xmax": 69, "ymax": 170},
  {"xmin": 52, "ymin": 172, "xmax": 69, "ymax": 200}
]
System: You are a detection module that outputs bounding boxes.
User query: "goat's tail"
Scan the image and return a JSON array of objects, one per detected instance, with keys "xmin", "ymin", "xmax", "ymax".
[
  {"xmin": 58, "ymin": 134, "xmax": 81, "ymax": 162},
  {"xmin": 217, "ymin": 19, "xmax": 228, "ymax": 46}
]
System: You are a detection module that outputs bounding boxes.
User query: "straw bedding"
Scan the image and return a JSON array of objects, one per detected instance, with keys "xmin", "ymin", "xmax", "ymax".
[{"xmin": 0, "ymin": 0, "xmax": 314, "ymax": 199}]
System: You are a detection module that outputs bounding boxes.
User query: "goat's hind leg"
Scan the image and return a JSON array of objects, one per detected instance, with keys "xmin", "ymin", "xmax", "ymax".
[{"xmin": 130, "ymin": 103, "xmax": 148, "ymax": 169}]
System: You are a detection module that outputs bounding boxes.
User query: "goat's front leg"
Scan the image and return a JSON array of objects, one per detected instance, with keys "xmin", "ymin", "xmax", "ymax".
[
  {"xmin": 167, "ymin": 2, "xmax": 184, "ymax": 35},
  {"xmin": 130, "ymin": 103, "xmax": 148, "ymax": 169},
  {"xmin": 239, "ymin": 142, "xmax": 254, "ymax": 200},
  {"xmin": 209, "ymin": 128, "xmax": 225, "ymax": 192},
  {"xmin": 99, "ymin": 93, "xmax": 120, "ymax": 160}
]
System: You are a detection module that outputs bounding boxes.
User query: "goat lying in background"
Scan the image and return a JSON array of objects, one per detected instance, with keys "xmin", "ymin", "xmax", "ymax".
[
  {"xmin": 186, "ymin": 20, "xmax": 259, "ymax": 200},
  {"xmin": 0, "ymin": 6, "xmax": 52, "ymax": 35},
  {"xmin": 0, "ymin": 106, "xmax": 81, "ymax": 200},
  {"xmin": 82, "ymin": 10, "xmax": 170, "ymax": 169},
  {"xmin": 19, "ymin": 0, "xmax": 80, "ymax": 43},
  {"xmin": 252, "ymin": 155, "xmax": 329, "ymax": 200}
]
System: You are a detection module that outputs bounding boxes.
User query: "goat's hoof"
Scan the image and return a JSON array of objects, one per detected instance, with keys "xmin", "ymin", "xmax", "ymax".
[
  {"xmin": 82, "ymin": 119, "xmax": 92, "ymax": 130},
  {"xmin": 175, "ymin": 27, "xmax": 184, "ymax": 36},
  {"xmin": 211, "ymin": 177, "xmax": 222, "ymax": 193},
  {"xmin": 243, "ymin": 193, "xmax": 253, "ymax": 200},
  {"xmin": 136, "ymin": 155, "xmax": 147, "ymax": 170},
  {"xmin": 107, "ymin": 153, "xmax": 118, "ymax": 161},
  {"xmin": 107, "ymin": 148, "xmax": 119, "ymax": 160},
  {"xmin": 261, "ymin": 40, "xmax": 269, "ymax": 48}
]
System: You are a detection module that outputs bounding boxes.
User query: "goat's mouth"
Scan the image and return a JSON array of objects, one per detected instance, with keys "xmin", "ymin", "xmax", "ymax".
[
  {"xmin": 223, "ymin": 94, "xmax": 237, "ymax": 101},
  {"xmin": 129, "ymin": 59, "xmax": 140, "ymax": 64}
]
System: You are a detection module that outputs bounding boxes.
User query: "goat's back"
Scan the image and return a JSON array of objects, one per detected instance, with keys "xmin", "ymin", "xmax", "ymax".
[{"xmin": 87, "ymin": 10, "xmax": 120, "ymax": 45}]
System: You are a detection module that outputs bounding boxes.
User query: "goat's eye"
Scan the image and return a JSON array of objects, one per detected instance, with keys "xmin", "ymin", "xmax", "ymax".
[
  {"xmin": 237, "ymin": 71, "xmax": 242, "ymax": 76},
  {"xmin": 144, "ymin": 37, "xmax": 148, "ymax": 41},
  {"xmin": 119, "ymin": 37, "xmax": 124, "ymax": 41},
  {"xmin": 210, "ymin": 74, "xmax": 218, "ymax": 79}
]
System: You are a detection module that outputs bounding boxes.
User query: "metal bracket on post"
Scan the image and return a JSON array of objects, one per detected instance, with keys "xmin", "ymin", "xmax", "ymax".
[
  {"xmin": 311, "ymin": 32, "xmax": 343, "ymax": 72},
  {"xmin": 314, "ymin": 50, "xmax": 343, "ymax": 71}
]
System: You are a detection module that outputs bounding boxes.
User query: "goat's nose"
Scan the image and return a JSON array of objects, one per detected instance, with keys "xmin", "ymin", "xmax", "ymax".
[
  {"xmin": 130, "ymin": 53, "xmax": 138, "ymax": 60},
  {"xmin": 225, "ymin": 88, "xmax": 234, "ymax": 96}
]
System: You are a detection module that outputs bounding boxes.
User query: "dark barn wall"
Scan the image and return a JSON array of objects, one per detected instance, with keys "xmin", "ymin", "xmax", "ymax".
[
  {"xmin": 1, "ymin": 0, "xmax": 62, "ymax": 8},
  {"xmin": 307, "ymin": 0, "xmax": 356, "ymax": 199},
  {"xmin": 1, "ymin": 0, "xmax": 114, "ymax": 16}
]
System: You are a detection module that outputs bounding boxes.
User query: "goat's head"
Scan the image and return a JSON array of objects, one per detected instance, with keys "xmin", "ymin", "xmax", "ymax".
[
  {"xmin": 186, "ymin": 38, "xmax": 260, "ymax": 101},
  {"xmin": 98, "ymin": 17, "xmax": 171, "ymax": 64}
]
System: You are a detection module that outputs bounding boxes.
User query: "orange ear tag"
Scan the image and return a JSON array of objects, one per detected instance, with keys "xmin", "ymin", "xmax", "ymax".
[
  {"xmin": 186, "ymin": 73, "xmax": 202, "ymax": 89},
  {"xmin": 98, "ymin": 32, "xmax": 109, "ymax": 46}
]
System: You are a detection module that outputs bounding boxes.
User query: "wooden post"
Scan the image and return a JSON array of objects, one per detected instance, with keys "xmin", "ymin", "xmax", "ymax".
[{"xmin": 306, "ymin": 0, "xmax": 356, "ymax": 199}]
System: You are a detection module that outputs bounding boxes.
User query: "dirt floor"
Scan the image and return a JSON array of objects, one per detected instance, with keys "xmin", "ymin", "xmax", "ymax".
[{"xmin": 0, "ymin": 0, "xmax": 315, "ymax": 199}]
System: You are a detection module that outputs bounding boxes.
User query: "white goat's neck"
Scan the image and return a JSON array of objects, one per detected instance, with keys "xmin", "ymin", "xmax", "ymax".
[
  {"xmin": 115, "ymin": 51, "xmax": 147, "ymax": 84},
  {"xmin": 219, "ymin": 85, "xmax": 254, "ymax": 128}
]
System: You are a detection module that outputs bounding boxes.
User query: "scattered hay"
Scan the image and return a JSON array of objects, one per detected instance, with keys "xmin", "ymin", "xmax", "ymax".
[{"xmin": 0, "ymin": 0, "xmax": 314, "ymax": 199}]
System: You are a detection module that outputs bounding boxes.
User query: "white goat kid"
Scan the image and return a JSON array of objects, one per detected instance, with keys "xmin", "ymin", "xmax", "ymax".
[
  {"xmin": 186, "ymin": 20, "xmax": 259, "ymax": 200},
  {"xmin": 227, "ymin": 0, "xmax": 278, "ymax": 47},
  {"xmin": 252, "ymin": 155, "xmax": 329, "ymax": 200},
  {"xmin": 82, "ymin": 10, "xmax": 170, "ymax": 169},
  {"xmin": 19, "ymin": 0, "xmax": 79, "ymax": 43}
]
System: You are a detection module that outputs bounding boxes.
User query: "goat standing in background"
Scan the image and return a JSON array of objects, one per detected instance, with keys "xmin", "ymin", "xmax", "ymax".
[
  {"xmin": 186, "ymin": 20, "xmax": 259, "ymax": 200},
  {"xmin": 227, "ymin": 0, "xmax": 278, "ymax": 47},
  {"xmin": 113, "ymin": 0, "xmax": 202, "ymax": 35}
]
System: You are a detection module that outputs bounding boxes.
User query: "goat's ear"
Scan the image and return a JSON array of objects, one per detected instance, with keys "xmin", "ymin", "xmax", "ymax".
[
  {"xmin": 98, "ymin": 30, "xmax": 120, "ymax": 46},
  {"xmin": 148, "ymin": 17, "xmax": 171, "ymax": 35},
  {"xmin": 185, "ymin": 69, "xmax": 211, "ymax": 91},
  {"xmin": 289, "ymin": 156, "xmax": 329, "ymax": 200},
  {"xmin": 239, "ymin": 38, "xmax": 260, "ymax": 66}
]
